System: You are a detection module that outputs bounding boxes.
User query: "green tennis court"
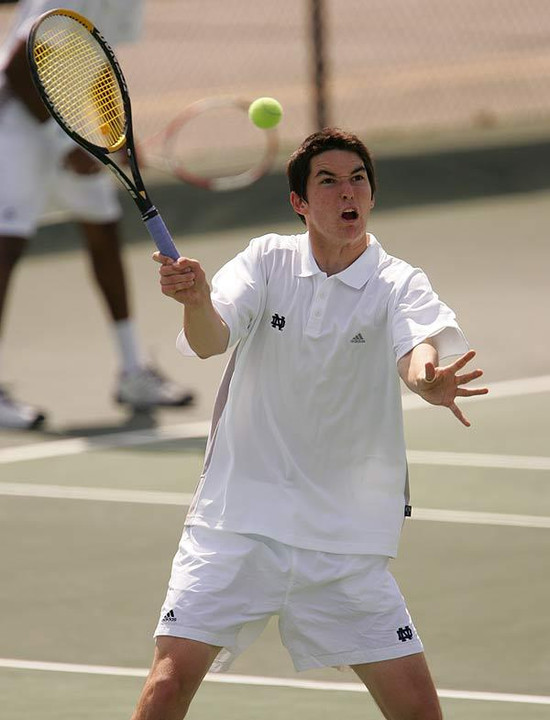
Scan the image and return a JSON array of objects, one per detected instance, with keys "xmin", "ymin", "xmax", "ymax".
[{"xmin": 1, "ymin": 187, "xmax": 549, "ymax": 719}]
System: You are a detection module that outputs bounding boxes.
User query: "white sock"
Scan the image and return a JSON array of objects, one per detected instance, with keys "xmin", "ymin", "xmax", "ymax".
[{"xmin": 112, "ymin": 319, "xmax": 146, "ymax": 375}]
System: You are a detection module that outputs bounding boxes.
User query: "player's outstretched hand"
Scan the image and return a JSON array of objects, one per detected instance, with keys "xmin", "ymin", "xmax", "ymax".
[
  {"xmin": 418, "ymin": 350, "xmax": 488, "ymax": 427},
  {"xmin": 153, "ymin": 252, "xmax": 210, "ymax": 306}
]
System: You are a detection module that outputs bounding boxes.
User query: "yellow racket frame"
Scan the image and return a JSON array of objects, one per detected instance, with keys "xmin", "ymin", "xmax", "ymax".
[{"xmin": 30, "ymin": 8, "xmax": 126, "ymax": 152}]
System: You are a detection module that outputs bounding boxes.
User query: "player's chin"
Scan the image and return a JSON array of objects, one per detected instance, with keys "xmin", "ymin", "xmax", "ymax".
[{"xmin": 339, "ymin": 218, "xmax": 366, "ymax": 238}]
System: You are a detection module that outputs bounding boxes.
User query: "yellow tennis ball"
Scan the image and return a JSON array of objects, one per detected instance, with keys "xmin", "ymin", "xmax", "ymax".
[{"xmin": 248, "ymin": 97, "xmax": 283, "ymax": 129}]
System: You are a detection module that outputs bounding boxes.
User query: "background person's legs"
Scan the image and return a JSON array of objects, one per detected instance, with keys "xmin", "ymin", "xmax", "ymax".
[
  {"xmin": 0, "ymin": 235, "xmax": 27, "ymax": 332},
  {"xmin": 69, "ymin": 171, "xmax": 195, "ymax": 411},
  {"xmin": 0, "ymin": 102, "xmax": 49, "ymax": 428},
  {"xmin": 84, "ymin": 219, "xmax": 194, "ymax": 409},
  {"xmin": 81, "ymin": 220, "xmax": 130, "ymax": 323},
  {"xmin": 81, "ymin": 218, "xmax": 195, "ymax": 410},
  {"xmin": 0, "ymin": 235, "xmax": 46, "ymax": 428},
  {"xmin": 81, "ymin": 219, "xmax": 147, "ymax": 375}
]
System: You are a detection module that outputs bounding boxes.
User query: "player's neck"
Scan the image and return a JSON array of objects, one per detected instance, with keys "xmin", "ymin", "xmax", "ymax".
[{"xmin": 310, "ymin": 233, "xmax": 370, "ymax": 276}]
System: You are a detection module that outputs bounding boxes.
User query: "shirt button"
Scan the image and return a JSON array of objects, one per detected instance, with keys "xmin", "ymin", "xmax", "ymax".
[{"xmin": 315, "ymin": 310, "xmax": 321, "ymax": 317}]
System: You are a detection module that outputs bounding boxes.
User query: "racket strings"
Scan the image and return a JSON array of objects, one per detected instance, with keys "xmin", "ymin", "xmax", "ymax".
[
  {"xmin": 33, "ymin": 17, "xmax": 126, "ymax": 150},
  {"xmin": 149, "ymin": 98, "xmax": 279, "ymax": 191}
]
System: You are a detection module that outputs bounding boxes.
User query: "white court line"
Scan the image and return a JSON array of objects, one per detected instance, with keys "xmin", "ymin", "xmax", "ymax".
[
  {"xmin": 412, "ymin": 507, "xmax": 550, "ymax": 529},
  {"xmin": 0, "ymin": 421, "xmax": 211, "ymax": 465},
  {"xmin": 0, "ymin": 658, "xmax": 548, "ymax": 706},
  {"xmin": 0, "ymin": 482, "xmax": 548, "ymax": 529},
  {"xmin": 0, "ymin": 483, "xmax": 194, "ymax": 506},
  {"xmin": 1, "ymin": 444, "xmax": 548, "ymax": 472},
  {"xmin": 0, "ymin": 374, "xmax": 548, "ymax": 466},
  {"xmin": 406, "ymin": 450, "xmax": 550, "ymax": 471}
]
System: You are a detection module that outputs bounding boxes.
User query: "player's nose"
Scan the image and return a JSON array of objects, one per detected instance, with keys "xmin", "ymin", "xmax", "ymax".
[{"xmin": 341, "ymin": 184, "xmax": 353, "ymax": 199}]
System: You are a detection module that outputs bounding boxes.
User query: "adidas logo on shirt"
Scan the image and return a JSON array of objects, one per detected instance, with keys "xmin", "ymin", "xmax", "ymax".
[
  {"xmin": 161, "ymin": 609, "xmax": 177, "ymax": 622},
  {"xmin": 350, "ymin": 333, "xmax": 366, "ymax": 343}
]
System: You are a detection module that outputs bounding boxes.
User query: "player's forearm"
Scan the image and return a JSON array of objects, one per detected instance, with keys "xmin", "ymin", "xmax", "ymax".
[
  {"xmin": 397, "ymin": 340, "xmax": 438, "ymax": 394},
  {"xmin": 4, "ymin": 39, "xmax": 50, "ymax": 122},
  {"xmin": 183, "ymin": 304, "xmax": 230, "ymax": 359}
]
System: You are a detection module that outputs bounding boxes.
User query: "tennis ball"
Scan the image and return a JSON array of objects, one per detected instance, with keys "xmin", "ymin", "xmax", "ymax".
[{"xmin": 248, "ymin": 97, "xmax": 283, "ymax": 129}]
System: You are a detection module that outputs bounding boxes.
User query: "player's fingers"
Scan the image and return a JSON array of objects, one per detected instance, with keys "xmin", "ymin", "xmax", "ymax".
[
  {"xmin": 456, "ymin": 369, "xmax": 484, "ymax": 385},
  {"xmin": 160, "ymin": 270, "xmax": 195, "ymax": 285},
  {"xmin": 424, "ymin": 361, "xmax": 436, "ymax": 383},
  {"xmin": 449, "ymin": 349, "xmax": 477, "ymax": 372},
  {"xmin": 161, "ymin": 279, "xmax": 195, "ymax": 297},
  {"xmin": 450, "ymin": 401, "xmax": 471, "ymax": 427},
  {"xmin": 158, "ymin": 258, "xmax": 198, "ymax": 281},
  {"xmin": 175, "ymin": 280, "xmax": 195, "ymax": 292},
  {"xmin": 152, "ymin": 251, "xmax": 176, "ymax": 265},
  {"xmin": 175, "ymin": 257, "xmax": 202, "ymax": 272},
  {"xmin": 159, "ymin": 265, "xmax": 191, "ymax": 279},
  {"xmin": 456, "ymin": 386, "xmax": 489, "ymax": 397}
]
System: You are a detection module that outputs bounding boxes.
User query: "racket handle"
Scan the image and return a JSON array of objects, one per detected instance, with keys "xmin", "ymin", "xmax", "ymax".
[{"xmin": 143, "ymin": 209, "xmax": 180, "ymax": 260}]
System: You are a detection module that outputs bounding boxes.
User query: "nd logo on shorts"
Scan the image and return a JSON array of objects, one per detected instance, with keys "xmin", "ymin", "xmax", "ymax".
[{"xmin": 396, "ymin": 625, "xmax": 414, "ymax": 642}]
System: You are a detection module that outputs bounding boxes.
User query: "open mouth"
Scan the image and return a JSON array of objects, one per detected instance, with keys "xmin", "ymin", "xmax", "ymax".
[{"xmin": 341, "ymin": 209, "xmax": 358, "ymax": 221}]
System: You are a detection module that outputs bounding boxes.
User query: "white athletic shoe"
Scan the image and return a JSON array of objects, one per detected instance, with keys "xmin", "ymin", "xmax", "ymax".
[
  {"xmin": 0, "ymin": 387, "xmax": 46, "ymax": 430},
  {"xmin": 115, "ymin": 367, "xmax": 194, "ymax": 410}
]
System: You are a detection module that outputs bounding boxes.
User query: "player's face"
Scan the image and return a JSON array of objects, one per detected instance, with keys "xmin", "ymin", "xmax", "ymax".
[{"xmin": 290, "ymin": 149, "xmax": 373, "ymax": 247}]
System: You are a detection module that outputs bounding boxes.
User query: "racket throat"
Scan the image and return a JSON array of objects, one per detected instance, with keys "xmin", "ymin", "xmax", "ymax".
[{"xmin": 141, "ymin": 206, "xmax": 160, "ymax": 222}]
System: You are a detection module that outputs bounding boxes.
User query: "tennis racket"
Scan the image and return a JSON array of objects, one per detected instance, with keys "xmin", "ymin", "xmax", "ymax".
[
  {"xmin": 140, "ymin": 96, "xmax": 279, "ymax": 191},
  {"xmin": 26, "ymin": 7, "xmax": 180, "ymax": 260}
]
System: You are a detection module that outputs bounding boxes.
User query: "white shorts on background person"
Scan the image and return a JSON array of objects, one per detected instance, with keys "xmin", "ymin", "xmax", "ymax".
[
  {"xmin": 154, "ymin": 527, "xmax": 424, "ymax": 673},
  {"xmin": 0, "ymin": 99, "xmax": 121, "ymax": 237}
]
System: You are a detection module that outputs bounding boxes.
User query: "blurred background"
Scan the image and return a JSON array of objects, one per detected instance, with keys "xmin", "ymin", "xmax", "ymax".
[{"xmin": 3, "ymin": 0, "xmax": 550, "ymax": 168}]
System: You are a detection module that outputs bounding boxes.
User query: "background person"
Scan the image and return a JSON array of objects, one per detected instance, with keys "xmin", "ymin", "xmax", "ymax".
[{"xmin": 0, "ymin": 0, "xmax": 194, "ymax": 429}]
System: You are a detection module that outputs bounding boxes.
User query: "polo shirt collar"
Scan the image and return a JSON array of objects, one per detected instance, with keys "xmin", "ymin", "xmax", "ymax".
[
  {"xmin": 296, "ymin": 233, "xmax": 321, "ymax": 277},
  {"xmin": 296, "ymin": 232, "xmax": 381, "ymax": 289}
]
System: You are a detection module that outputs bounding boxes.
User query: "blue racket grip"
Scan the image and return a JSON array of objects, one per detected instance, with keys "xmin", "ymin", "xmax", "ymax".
[{"xmin": 143, "ymin": 210, "xmax": 180, "ymax": 260}]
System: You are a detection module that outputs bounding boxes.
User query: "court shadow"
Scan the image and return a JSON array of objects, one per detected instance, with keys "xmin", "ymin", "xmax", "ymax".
[{"xmin": 55, "ymin": 408, "xmax": 158, "ymax": 438}]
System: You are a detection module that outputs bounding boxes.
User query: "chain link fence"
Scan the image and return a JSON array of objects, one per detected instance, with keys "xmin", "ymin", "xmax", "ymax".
[{"xmin": 2, "ymin": 0, "xmax": 550, "ymax": 165}]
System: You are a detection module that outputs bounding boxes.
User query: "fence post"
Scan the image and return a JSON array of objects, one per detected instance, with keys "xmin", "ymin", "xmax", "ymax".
[{"xmin": 310, "ymin": 0, "xmax": 328, "ymax": 130}]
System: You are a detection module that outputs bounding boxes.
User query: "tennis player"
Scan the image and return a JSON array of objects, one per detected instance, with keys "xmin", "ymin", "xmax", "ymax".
[
  {"xmin": 0, "ymin": 0, "xmax": 194, "ymax": 429},
  {"xmin": 131, "ymin": 128, "xmax": 488, "ymax": 720}
]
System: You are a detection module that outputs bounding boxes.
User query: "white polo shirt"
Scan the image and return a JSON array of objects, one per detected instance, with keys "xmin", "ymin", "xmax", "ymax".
[{"xmin": 177, "ymin": 232, "xmax": 468, "ymax": 556}]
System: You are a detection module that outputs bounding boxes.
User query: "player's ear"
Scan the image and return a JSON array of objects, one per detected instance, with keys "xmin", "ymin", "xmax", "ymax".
[{"xmin": 290, "ymin": 191, "xmax": 308, "ymax": 215}]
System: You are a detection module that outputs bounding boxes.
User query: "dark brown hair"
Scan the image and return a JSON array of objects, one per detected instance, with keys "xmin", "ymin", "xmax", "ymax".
[{"xmin": 286, "ymin": 128, "xmax": 376, "ymax": 223}]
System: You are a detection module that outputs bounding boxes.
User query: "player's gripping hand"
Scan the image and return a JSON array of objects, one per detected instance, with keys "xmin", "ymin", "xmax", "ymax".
[
  {"xmin": 419, "ymin": 349, "xmax": 488, "ymax": 427},
  {"xmin": 153, "ymin": 252, "xmax": 210, "ymax": 306}
]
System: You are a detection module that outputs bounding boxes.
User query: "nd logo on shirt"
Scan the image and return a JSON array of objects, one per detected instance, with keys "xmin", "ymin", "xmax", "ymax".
[{"xmin": 270, "ymin": 313, "xmax": 286, "ymax": 331}]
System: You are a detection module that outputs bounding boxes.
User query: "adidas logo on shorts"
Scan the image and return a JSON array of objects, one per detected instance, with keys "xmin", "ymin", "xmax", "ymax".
[{"xmin": 161, "ymin": 609, "xmax": 177, "ymax": 622}]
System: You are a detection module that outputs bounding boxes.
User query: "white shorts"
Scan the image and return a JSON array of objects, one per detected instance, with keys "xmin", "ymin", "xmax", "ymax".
[
  {"xmin": 154, "ymin": 527, "xmax": 424, "ymax": 672},
  {"xmin": 0, "ymin": 99, "xmax": 121, "ymax": 237}
]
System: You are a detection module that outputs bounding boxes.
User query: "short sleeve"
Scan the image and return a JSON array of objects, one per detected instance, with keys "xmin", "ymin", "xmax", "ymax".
[{"xmin": 392, "ymin": 269, "xmax": 469, "ymax": 361}]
